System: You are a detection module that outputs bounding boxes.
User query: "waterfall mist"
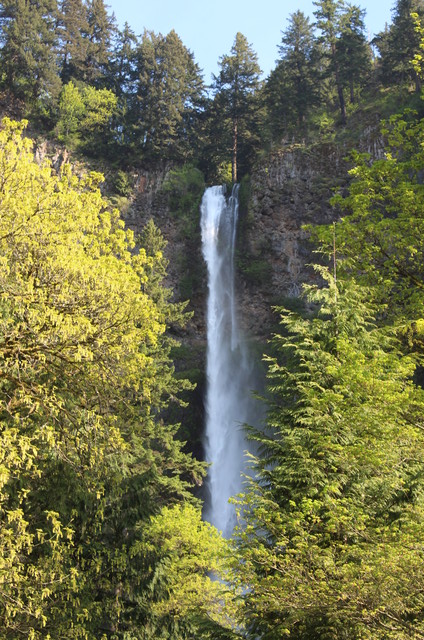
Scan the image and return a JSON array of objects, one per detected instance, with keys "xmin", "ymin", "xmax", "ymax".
[{"xmin": 201, "ymin": 185, "xmax": 261, "ymax": 537}]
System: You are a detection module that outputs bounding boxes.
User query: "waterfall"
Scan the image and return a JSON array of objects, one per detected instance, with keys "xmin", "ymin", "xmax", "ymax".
[{"xmin": 201, "ymin": 185, "xmax": 259, "ymax": 537}]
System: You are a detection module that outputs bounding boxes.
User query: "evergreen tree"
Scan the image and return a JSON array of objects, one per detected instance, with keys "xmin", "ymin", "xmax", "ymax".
[
  {"xmin": 375, "ymin": 0, "xmax": 424, "ymax": 92},
  {"xmin": 0, "ymin": 0, "xmax": 61, "ymax": 111},
  {"xmin": 229, "ymin": 81, "xmax": 424, "ymax": 640},
  {"xmin": 85, "ymin": 0, "xmax": 116, "ymax": 86},
  {"xmin": 265, "ymin": 11, "xmax": 320, "ymax": 141},
  {"xmin": 230, "ymin": 272, "xmax": 424, "ymax": 639},
  {"xmin": 314, "ymin": 0, "xmax": 347, "ymax": 123},
  {"xmin": 212, "ymin": 32, "xmax": 262, "ymax": 182},
  {"xmin": 337, "ymin": 5, "xmax": 372, "ymax": 103},
  {"xmin": 58, "ymin": 0, "xmax": 90, "ymax": 83},
  {"xmin": 58, "ymin": 0, "xmax": 115, "ymax": 85},
  {"xmin": 130, "ymin": 29, "xmax": 205, "ymax": 164},
  {"xmin": 106, "ymin": 21, "xmax": 138, "ymax": 97},
  {"xmin": 313, "ymin": 0, "xmax": 371, "ymax": 123},
  {"xmin": 264, "ymin": 60, "xmax": 293, "ymax": 144}
]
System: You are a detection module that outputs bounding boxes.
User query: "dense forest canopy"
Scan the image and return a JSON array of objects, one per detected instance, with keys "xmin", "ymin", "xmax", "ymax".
[
  {"xmin": 0, "ymin": 0, "xmax": 423, "ymax": 176},
  {"xmin": 1, "ymin": 0, "xmax": 424, "ymax": 638}
]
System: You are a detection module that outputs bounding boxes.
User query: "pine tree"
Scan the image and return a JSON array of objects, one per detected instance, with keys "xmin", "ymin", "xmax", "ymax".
[
  {"xmin": 130, "ymin": 29, "xmax": 205, "ymax": 164},
  {"xmin": 212, "ymin": 32, "xmax": 262, "ymax": 182},
  {"xmin": 0, "ymin": 0, "xmax": 61, "ymax": 110}
]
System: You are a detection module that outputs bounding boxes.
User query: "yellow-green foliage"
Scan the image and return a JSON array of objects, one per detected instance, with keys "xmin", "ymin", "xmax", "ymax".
[
  {"xmin": 56, "ymin": 82, "xmax": 118, "ymax": 147},
  {"xmin": 0, "ymin": 118, "xmax": 209, "ymax": 638},
  {"xmin": 134, "ymin": 504, "xmax": 237, "ymax": 636},
  {"xmin": 0, "ymin": 116, "xmax": 161, "ymax": 426},
  {"xmin": 412, "ymin": 12, "xmax": 424, "ymax": 79}
]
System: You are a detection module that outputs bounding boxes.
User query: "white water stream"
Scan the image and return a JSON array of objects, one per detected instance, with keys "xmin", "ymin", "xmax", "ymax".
[{"xmin": 201, "ymin": 185, "xmax": 259, "ymax": 537}]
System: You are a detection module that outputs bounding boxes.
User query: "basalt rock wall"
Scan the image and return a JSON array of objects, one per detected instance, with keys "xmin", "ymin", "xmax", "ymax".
[
  {"xmin": 123, "ymin": 135, "xmax": 382, "ymax": 345},
  {"xmin": 237, "ymin": 143, "xmax": 348, "ymax": 340},
  {"xmin": 236, "ymin": 123, "xmax": 385, "ymax": 341}
]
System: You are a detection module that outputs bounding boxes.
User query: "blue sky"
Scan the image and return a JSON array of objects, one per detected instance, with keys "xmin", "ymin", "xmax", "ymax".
[{"xmin": 106, "ymin": 0, "xmax": 396, "ymax": 85}]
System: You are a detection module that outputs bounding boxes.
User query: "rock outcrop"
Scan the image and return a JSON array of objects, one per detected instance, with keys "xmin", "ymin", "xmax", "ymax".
[
  {"xmin": 237, "ymin": 142, "xmax": 348, "ymax": 339},
  {"xmin": 110, "ymin": 125, "xmax": 384, "ymax": 452},
  {"xmin": 123, "ymin": 134, "xmax": 382, "ymax": 344}
]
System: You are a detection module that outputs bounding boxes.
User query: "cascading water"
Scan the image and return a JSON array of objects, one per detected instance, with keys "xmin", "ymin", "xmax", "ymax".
[{"xmin": 201, "ymin": 185, "xmax": 259, "ymax": 537}]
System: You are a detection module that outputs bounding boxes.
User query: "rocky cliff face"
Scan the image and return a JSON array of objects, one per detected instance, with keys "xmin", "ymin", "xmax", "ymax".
[
  {"xmin": 237, "ymin": 143, "xmax": 348, "ymax": 340},
  {"xmin": 112, "ymin": 130, "xmax": 383, "ymax": 452},
  {"xmin": 123, "ymin": 134, "xmax": 383, "ymax": 345},
  {"xmin": 123, "ymin": 166, "xmax": 207, "ymax": 340},
  {"xmin": 33, "ymin": 126, "xmax": 383, "ymax": 347},
  {"xmin": 236, "ymin": 122, "xmax": 385, "ymax": 341}
]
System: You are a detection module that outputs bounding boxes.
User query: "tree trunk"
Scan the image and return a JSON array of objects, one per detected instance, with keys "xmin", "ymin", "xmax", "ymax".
[
  {"xmin": 336, "ymin": 73, "xmax": 346, "ymax": 124},
  {"xmin": 232, "ymin": 118, "xmax": 238, "ymax": 183},
  {"xmin": 332, "ymin": 43, "xmax": 346, "ymax": 125}
]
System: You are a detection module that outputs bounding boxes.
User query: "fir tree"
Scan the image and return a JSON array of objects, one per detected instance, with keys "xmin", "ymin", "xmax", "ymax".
[
  {"xmin": 212, "ymin": 32, "xmax": 262, "ymax": 182},
  {"xmin": 266, "ymin": 11, "xmax": 320, "ymax": 141},
  {"xmin": 230, "ymin": 272, "xmax": 424, "ymax": 639},
  {"xmin": 0, "ymin": 0, "xmax": 61, "ymax": 111}
]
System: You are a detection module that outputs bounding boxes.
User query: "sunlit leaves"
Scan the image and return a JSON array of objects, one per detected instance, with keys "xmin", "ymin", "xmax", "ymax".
[
  {"xmin": 230, "ymin": 272, "xmax": 424, "ymax": 639},
  {"xmin": 0, "ymin": 118, "xmax": 206, "ymax": 638}
]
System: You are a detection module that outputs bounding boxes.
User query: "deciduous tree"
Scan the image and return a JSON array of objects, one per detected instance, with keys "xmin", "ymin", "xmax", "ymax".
[{"xmin": 0, "ymin": 118, "xmax": 211, "ymax": 638}]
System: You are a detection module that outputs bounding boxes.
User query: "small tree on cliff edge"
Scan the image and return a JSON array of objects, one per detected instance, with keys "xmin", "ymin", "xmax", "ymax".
[{"xmin": 212, "ymin": 32, "xmax": 261, "ymax": 183}]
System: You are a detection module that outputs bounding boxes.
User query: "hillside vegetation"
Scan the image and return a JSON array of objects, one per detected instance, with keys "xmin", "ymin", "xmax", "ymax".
[{"xmin": 2, "ymin": 0, "xmax": 424, "ymax": 639}]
